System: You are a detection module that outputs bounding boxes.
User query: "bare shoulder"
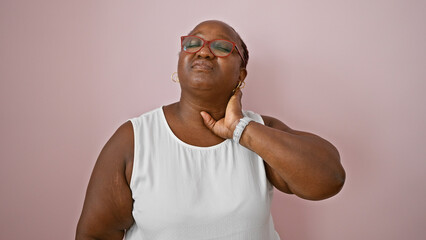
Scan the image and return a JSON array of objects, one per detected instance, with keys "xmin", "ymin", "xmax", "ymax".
[
  {"xmin": 111, "ymin": 120, "xmax": 134, "ymax": 161},
  {"xmin": 261, "ymin": 115, "xmax": 292, "ymax": 132},
  {"xmin": 95, "ymin": 120, "xmax": 135, "ymax": 185},
  {"xmin": 261, "ymin": 115, "xmax": 320, "ymax": 138},
  {"xmin": 114, "ymin": 120, "xmax": 135, "ymax": 177},
  {"xmin": 110, "ymin": 120, "xmax": 135, "ymax": 184}
]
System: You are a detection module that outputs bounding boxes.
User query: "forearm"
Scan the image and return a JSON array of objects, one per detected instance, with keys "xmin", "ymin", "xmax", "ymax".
[{"xmin": 239, "ymin": 121, "xmax": 345, "ymax": 200}]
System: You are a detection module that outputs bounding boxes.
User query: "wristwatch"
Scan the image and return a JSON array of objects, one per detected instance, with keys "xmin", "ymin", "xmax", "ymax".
[{"xmin": 233, "ymin": 116, "xmax": 253, "ymax": 143}]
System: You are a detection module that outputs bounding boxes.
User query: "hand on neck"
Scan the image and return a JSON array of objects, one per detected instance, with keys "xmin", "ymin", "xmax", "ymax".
[{"xmin": 176, "ymin": 91, "xmax": 232, "ymax": 126}]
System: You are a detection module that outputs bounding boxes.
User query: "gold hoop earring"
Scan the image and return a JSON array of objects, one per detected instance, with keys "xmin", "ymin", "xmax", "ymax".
[
  {"xmin": 232, "ymin": 81, "xmax": 245, "ymax": 93},
  {"xmin": 171, "ymin": 72, "xmax": 179, "ymax": 83}
]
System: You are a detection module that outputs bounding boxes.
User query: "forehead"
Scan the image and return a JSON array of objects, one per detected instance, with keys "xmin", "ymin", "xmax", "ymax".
[{"xmin": 189, "ymin": 21, "xmax": 238, "ymax": 42}]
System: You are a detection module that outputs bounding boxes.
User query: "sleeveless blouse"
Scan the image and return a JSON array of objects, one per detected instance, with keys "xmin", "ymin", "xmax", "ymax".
[{"xmin": 125, "ymin": 107, "xmax": 281, "ymax": 240}]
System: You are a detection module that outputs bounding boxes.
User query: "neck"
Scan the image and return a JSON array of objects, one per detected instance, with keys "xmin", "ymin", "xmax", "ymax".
[{"xmin": 174, "ymin": 90, "xmax": 232, "ymax": 127}]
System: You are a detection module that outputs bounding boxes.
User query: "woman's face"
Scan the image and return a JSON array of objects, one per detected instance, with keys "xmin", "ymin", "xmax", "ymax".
[{"xmin": 177, "ymin": 21, "xmax": 246, "ymax": 95}]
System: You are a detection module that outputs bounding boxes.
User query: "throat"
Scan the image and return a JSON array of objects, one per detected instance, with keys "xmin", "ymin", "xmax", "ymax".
[
  {"xmin": 162, "ymin": 103, "xmax": 227, "ymax": 147},
  {"xmin": 177, "ymin": 93, "xmax": 230, "ymax": 121}
]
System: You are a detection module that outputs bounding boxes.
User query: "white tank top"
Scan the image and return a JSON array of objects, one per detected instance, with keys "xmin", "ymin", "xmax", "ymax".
[{"xmin": 125, "ymin": 107, "xmax": 281, "ymax": 240}]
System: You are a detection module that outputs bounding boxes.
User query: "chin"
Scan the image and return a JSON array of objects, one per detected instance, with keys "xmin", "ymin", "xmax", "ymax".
[{"xmin": 183, "ymin": 79, "xmax": 216, "ymax": 92}]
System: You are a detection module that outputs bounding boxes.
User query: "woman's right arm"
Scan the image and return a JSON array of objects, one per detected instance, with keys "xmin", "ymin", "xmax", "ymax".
[{"xmin": 76, "ymin": 121, "xmax": 135, "ymax": 240}]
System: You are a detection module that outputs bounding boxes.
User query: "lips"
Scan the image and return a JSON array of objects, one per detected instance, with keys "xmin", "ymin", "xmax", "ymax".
[{"xmin": 191, "ymin": 60, "xmax": 213, "ymax": 70}]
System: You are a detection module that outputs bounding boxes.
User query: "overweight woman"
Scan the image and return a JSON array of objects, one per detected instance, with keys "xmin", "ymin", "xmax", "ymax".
[{"xmin": 76, "ymin": 20, "xmax": 346, "ymax": 240}]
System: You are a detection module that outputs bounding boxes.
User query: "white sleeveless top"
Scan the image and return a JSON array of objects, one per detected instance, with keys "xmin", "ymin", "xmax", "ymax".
[{"xmin": 125, "ymin": 107, "xmax": 281, "ymax": 240}]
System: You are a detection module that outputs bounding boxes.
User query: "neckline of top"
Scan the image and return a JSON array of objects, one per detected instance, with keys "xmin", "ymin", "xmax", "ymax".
[{"xmin": 159, "ymin": 106, "xmax": 232, "ymax": 150}]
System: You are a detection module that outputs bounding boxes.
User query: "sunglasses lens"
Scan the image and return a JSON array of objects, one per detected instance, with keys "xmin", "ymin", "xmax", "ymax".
[
  {"xmin": 210, "ymin": 40, "xmax": 234, "ymax": 57},
  {"xmin": 182, "ymin": 36, "xmax": 203, "ymax": 53}
]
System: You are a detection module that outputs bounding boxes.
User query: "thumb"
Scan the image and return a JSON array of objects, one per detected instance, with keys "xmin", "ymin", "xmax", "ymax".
[
  {"xmin": 231, "ymin": 88, "xmax": 243, "ymax": 106},
  {"xmin": 233, "ymin": 88, "xmax": 243, "ymax": 99},
  {"xmin": 200, "ymin": 111, "xmax": 217, "ymax": 131}
]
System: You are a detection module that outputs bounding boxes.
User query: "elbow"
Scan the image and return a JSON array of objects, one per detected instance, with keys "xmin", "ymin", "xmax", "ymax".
[
  {"xmin": 328, "ymin": 158, "xmax": 346, "ymax": 198},
  {"xmin": 300, "ymin": 181, "xmax": 345, "ymax": 201},
  {"xmin": 311, "ymin": 148, "xmax": 346, "ymax": 200},
  {"xmin": 295, "ymin": 166, "xmax": 346, "ymax": 201},
  {"xmin": 291, "ymin": 145, "xmax": 346, "ymax": 201},
  {"xmin": 326, "ymin": 168, "xmax": 346, "ymax": 199},
  {"xmin": 313, "ymin": 167, "xmax": 346, "ymax": 201}
]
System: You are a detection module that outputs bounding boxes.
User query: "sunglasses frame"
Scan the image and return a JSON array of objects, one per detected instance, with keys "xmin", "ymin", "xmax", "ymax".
[{"xmin": 181, "ymin": 35, "xmax": 246, "ymax": 66}]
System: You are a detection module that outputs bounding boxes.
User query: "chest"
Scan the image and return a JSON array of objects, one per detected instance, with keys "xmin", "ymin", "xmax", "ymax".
[{"xmin": 130, "ymin": 142, "xmax": 273, "ymax": 233}]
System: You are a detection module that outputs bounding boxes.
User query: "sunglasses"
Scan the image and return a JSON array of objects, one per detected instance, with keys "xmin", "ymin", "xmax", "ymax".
[{"xmin": 181, "ymin": 35, "xmax": 245, "ymax": 66}]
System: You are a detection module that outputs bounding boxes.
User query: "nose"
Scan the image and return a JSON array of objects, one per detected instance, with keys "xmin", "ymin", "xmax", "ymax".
[{"xmin": 195, "ymin": 43, "xmax": 215, "ymax": 59}]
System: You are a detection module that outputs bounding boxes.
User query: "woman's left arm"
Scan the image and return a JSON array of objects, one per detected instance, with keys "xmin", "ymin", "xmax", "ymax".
[
  {"xmin": 239, "ymin": 115, "xmax": 345, "ymax": 200},
  {"xmin": 200, "ymin": 90, "xmax": 345, "ymax": 201}
]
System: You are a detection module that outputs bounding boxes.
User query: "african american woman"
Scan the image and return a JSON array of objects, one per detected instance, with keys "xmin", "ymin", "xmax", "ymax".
[{"xmin": 76, "ymin": 20, "xmax": 346, "ymax": 240}]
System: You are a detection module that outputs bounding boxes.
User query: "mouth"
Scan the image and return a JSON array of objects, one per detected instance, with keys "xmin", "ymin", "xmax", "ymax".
[{"xmin": 191, "ymin": 60, "xmax": 213, "ymax": 71}]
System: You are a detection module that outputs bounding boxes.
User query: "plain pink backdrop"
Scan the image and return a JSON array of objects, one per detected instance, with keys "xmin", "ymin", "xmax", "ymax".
[{"xmin": 1, "ymin": 0, "xmax": 425, "ymax": 239}]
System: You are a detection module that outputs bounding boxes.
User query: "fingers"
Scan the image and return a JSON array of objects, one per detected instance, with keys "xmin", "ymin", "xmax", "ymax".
[
  {"xmin": 231, "ymin": 89, "xmax": 243, "ymax": 111},
  {"xmin": 237, "ymin": 89, "xmax": 242, "ymax": 101},
  {"xmin": 233, "ymin": 88, "xmax": 243, "ymax": 98},
  {"xmin": 200, "ymin": 111, "xmax": 216, "ymax": 131},
  {"xmin": 231, "ymin": 89, "xmax": 243, "ymax": 105}
]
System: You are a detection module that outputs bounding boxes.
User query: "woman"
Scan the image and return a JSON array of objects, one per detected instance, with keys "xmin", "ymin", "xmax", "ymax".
[{"xmin": 76, "ymin": 20, "xmax": 345, "ymax": 240}]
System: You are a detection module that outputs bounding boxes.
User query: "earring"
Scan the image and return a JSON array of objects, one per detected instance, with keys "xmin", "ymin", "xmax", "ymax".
[
  {"xmin": 232, "ymin": 81, "xmax": 245, "ymax": 93},
  {"xmin": 171, "ymin": 72, "xmax": 179, "ymax": 83}
]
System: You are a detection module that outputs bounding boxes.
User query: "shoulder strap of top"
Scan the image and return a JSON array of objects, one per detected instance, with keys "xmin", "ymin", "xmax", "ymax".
[{"xmin": 243, "ymin": 110, "xmax": 265, "ymax": 125}]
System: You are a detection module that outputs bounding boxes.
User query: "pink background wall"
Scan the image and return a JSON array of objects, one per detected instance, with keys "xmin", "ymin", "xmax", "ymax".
[{"xmin": 1, "ymin": 0, "xmax": 425, "ymax": 239}]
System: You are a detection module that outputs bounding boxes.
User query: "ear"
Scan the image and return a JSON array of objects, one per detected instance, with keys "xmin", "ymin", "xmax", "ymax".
[{"xmin": 239, "ymin": 68, "xmax": 247, "ymax": 82}]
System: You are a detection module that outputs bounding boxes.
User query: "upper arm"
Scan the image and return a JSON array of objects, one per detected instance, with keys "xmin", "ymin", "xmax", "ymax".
[
  {"xmin": 260, "ymin": 115, "xmax": 319, "ymax": 195},
  {"xmin": 76, "ymin": 121, "xmax": 135, "ymax": 240},
  {"xmin": 260, "ymin": 115, "xmax": 342, "ymax": 196},
  {"xmin": 260, "ymin": 115, "xmax": 294, "ymax": 194}
]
